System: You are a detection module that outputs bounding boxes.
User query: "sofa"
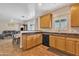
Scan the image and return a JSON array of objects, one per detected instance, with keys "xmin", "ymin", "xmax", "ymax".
[{"xmin": 2, "ymin": 30, "xmax": 19, "ymax": 38}]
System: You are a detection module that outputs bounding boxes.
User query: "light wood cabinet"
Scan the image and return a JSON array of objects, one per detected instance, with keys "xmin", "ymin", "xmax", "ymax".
[
  {"xmin": 34, "ymin": 34, "xmax": 42, "ymax": 46},
  {"xmin": 56, "ymin": 36, "xmax": 66, "ymax": 51},
  {"xmin": 36, "ymin": 34, "xmax": 42, "ymax": 44},
  {"xmin": 26, "ymin": 35, "xmax": 33, "ymax": 49},
  {"xmin": 66, "ymin": 37, "xmax": 76, "ymax": 54},
  {"xmin": 49, "ymin": 35, "xmax": 66, "ymax": 51},
  {"xmin": 40, "ymin": 13, "xmax": 52, "ymax": 28},
  {"xmin": 76, "ymin": 41, "xmax": 79, "ymax": 55},
  {"xmin": 22, "ymin": 34, "xmax": 42, "ymax": 50},
  {"xmin": 74, "ymin": 38, "xmax": 79, "ymax": 56},
  {"xmin": 71, "ymin": 4, "xmax": 79, "ymax": 27},
  {"xmin": 32, "ymin": 35, "xmax": 37, "ymax": 46},
  {"xmin": 49, "ymin": 34, "xmax": 79, "ymax": 55},
  {"xmin": 49, "ymin": 35, "xmax": 57, "ymax": 48}
]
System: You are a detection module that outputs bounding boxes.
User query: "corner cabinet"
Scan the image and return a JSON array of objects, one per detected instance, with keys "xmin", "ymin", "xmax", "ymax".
[
  {"xmin": 71, "ymin": 4, "xmax": 79, "ymax": 27},
  {"xmin": 40, "ymin": 13, "xmax": 52, "ymax": 28}
]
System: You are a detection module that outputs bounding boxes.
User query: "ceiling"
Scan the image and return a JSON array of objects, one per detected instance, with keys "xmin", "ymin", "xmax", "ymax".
[{"xmin": 0, "ymin": 3, "xmax": 71, "ymax": 21}]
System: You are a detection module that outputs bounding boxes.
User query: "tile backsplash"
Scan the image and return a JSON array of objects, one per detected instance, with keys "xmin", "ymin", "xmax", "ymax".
[{"xmin": 71, "ymin": 27, "xmax": 79, "ymax": 33}]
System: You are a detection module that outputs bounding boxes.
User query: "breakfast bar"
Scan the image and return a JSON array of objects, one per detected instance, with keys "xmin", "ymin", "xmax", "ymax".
[{"xmin": 20, "ymin": 31, "xmax": 42, "ymax": 50}]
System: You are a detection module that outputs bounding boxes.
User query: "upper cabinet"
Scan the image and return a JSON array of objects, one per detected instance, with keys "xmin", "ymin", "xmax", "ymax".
[
  {"xmin": 71, "ymin": 4, "xmax": 79, "ymax": 27},
  {"xmin": 40, "ymin": 13, "xmax": 52, "ymax": 28}
]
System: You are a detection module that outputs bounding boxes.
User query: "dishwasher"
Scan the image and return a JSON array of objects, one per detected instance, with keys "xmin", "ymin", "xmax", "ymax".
[{"xmin": 42, "ymin": 34, "xmax": 49, "ymax": 47}]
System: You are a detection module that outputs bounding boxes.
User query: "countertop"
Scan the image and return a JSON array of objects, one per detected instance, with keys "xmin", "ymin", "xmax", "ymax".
[
  {"xmin": 20, "ymin": 31, "xmax": 79, "ymax": 35},
  {"xmin": 19, "ymin": 31, "xmax": 79, "ymax": 48}
]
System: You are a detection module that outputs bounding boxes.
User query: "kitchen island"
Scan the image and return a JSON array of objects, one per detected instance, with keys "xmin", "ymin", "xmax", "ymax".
[{"xmin": 20, "ymin": 31, "xmax": 42, "ymax": 50}]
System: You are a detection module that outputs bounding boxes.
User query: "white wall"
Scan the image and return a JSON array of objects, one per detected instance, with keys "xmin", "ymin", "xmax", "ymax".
[
  {"xmin": 26, "ymin": 19, "xmax": 36, "ymax": 31},
  {"xmin": 52, "ymin": 6, "xmax": 79, "ymax": 33},
  {"xmin": 0, "ymin": 18, "xmax": 20, "ymax": 33},
  {"xmin": 0, "ymin": 17, "xmax": 37, "ymax": 33},
  {"xmin": 37, "ymin": 5, "xmax": 79, "ymax": 33},
  {"xmin": 37, "ymin": 6, "xmax": 70, "ymax": 32},
  {"xmin": 52, "ymin": 6, "xmax": 71, "ymax": 32}
]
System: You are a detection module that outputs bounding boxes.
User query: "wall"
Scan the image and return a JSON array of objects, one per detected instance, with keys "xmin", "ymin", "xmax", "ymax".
[
  {"xmin": 37, "ymin": 6, "xmax": 70, "ymax": 32},
  {"xmin": 37, "ymin": 5, "xmax": 79, "ymax": 33},
  {"xmin": 52, "ymin": 6, "xmax": 71, "ymax": 33},
  {"xmin": 53, "ymin": 5, "xmax": 79, "ymax": 33},
  {"xmin": 25, "ymin": 19, "xmax": 36, "ymax": 31},
  {"xmin": 0, "ymin": 17, "xmax": 36, "ymax": 33},
  {"xmin": 0, "ymin": 18, "xmax": 20, "ymax": 33}
]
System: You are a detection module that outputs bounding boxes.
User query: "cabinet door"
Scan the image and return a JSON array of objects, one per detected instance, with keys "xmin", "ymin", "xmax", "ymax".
[
  {"xmin": 76, "ymin": 41, "xmax": 79, "ymax": 55},
  {"xmin": 49, "ymin": 36, "xmax": 56, "ymax": 48},
  {"xmin": 26, "ymin": 35, "xmax": 33, "ymax": 49},
  {"xmin": 66, "ymin": 38, "xmax": 76, "ymax": 54},
  {"xmin": 56, "ymin": 36, "xmax": 66, "ymax": 51},
  {"xmin": 36, "ymin": 34, "xmax": 42, "ymax": 45},
  {"xmin": 38, "ymin": 34, "xmax": 42, "ymax": 44},
  {"xmin": 40, "ymin": 13, "xmax": 52, "ymax": 28},
  {"xmin": 32, "ymin": 35, "xmax": 37, "ymax": 46},
  {"xmin": 71, "ymin": 4, "xmax": 79, "ymax": 26}
]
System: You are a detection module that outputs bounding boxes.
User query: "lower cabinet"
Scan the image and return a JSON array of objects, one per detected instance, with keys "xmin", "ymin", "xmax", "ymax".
[
  {"xmin": 37, "ymin": 34, "xmax": 42, "ymax": 44},
  {"xmin": 22, "ymin": 34, "xmax": 42, "ymax": 50},
  {"xmin": 56, "ymin": 36, "xmax": 66, "ymax": 51},
  {"xmin": 49, "ymin": 36, "xmax": 56, "ymax": 48},
  {"xmin": 75, "ymin": 39, "xmax": 79, "ymax": 56},
  {"xmin": 65, "ymin": 37, "xmax": 76, "ymax": 54},
  {"xmin": 49, "ymin": 35, "xmax": 66, "ymax": 51},
  {"xmin": 32, "ymin": 35, "xmax": 36, "ymax": 47},
  {"xmin": 49, "ymin": 35, "xmax": 79, "ymax": 55},
  {"xmin": 26, "ymin": 35, "xmax": 33, "ymax": 49},
  {"xmin": 76, "ymin": 42, "xmax": 79, "ymax": 55}
]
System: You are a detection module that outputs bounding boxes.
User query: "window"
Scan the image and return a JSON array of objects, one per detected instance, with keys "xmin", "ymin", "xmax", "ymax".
[
  {"xmin": 60, "ymin": 19, "xmax": 68, "ymax": 30},
  {"xmin": 54, "ymin": 18, "xmax": 68, "ymax": 32},
  {"xmin": 54, "ymin": 20, "xmax": 60, "ymax": 31}
]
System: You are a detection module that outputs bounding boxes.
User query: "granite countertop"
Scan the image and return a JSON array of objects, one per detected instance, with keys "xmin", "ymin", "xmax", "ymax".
[
  {"xmin": 20, "ymin": 31, "xmax": 79, "ymax": 35},
  {"xmin": 21, "ymin": 31, "xmax": 41, "ymax": 34}
]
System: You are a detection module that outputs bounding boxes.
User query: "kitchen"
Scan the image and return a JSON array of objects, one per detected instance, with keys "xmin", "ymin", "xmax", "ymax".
[{"xmin": 0, "ymin": 3, "xmax": 79, "ymax": 56}]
